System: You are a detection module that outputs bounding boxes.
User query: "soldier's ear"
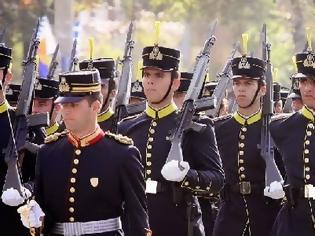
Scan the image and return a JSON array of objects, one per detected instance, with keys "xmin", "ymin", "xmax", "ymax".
[
  {"xmin": 92, "ymin": 100, "xmax": 102, "ymax": 113},
  {"xmin": 172, "ymin": 77, "xmax": 180, "ymax": 91},
  {"xmin": 260, "ymin": 84, "xmax": 267, "ymax": 96}
]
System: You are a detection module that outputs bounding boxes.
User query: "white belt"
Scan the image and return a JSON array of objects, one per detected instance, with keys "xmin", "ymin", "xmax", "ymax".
[{"xmin": 53, "ymin": 217, "xmax": 122, "ymax": 236}]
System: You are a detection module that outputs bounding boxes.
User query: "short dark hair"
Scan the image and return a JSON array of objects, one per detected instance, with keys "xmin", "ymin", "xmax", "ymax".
[
  {"xmin": 141, "ymin": 69, "xmax": 179, "ymax": 80},
  {"xmin": 171, "ymin": 70, "xmax": 180, "ymax": 80},
  {"xmin": 85, "ymin": 93, "xmax": 103, "ymax": 106},
  {"xmin": 108, "ymin": 78, "xmax": 117, "ymax": 91}
]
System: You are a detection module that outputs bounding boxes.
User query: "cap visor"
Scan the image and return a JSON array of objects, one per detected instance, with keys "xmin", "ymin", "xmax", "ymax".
[
  {"xmin": 54, "ymin": 96, "xmax": 84, "ymax": 104},
  {"xmin": 141, "ymin": 66, "xmax": 174, "ymax": 72},
  {"xmin": 232, "ymin": 75, "xmax": 261, "ymax": 80},
  {"xmin": 292, "ymin": 73, "xmax": 307, "ymax": 78},
  {"xmin": 288, "ymin": 93, "xmax": 301, "ymax": 99}
]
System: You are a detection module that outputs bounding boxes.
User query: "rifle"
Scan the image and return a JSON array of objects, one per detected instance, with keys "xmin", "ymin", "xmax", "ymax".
[
  {"xmin": 206, "ymin": 43, "xmax": 239, "ymax": 117},
  {"xmin": 283, "ymin": 93, "xmax": 292, "ymax": 113},
  {"xmin": 260, "ymin": 24, "xmax": 284, "ymax": 187},
  {"xmin": 166, "ymin": 21, "xmax": 217, "ymax": 166},
  {"xmin": 111, "ymin": 22, "xmax": 134, "ymax": 133},
  {"xmin": 3, "ymin": 19, "xmax": 48, "ymax": 197},
  {"xmin": 46, "ymin": 44, "xmax": 59, "ymax": 80},
  {"xmin": 68, "ymin": 38, "xmax": 78, "ymax": 72}
]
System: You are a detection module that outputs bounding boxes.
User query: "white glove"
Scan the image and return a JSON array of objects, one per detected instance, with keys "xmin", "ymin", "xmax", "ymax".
[
  {"xmin": 17, "ymin": 200, "xmax": 45, "ymax": 228},
  {"xmin": 161, "ymin": 160, "xmax": 190, "ymax": 182},
  {"xmin": 264, "ymin": 181, "xmax": 285, "ymax": 199},
  {"xmin": 1, "ymin": 187, "xmax": 31, "ymax": 206}
]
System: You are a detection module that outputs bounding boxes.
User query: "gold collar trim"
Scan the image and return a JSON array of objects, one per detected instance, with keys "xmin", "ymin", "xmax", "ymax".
[
  {"xmin": 67, "ymin": 125, "xmax": 104, "ymax": 147},
  {"xmin": 301, "ymin": 106, "xmax": 315, "ymax": 122},
  {"xmin": 45, "ymin": 122, "xmax": 60, "ymax": 136},
  {"xmin": 0, "ymin": 100, "xmax": 10, "ymax": 114},
  {"xmin": 145, "ymin": 102, "xmax": 177, "ymax": 119},
  {"xmin": 98, "ymin": 108, "xmax": 114, "ymax": 123},
  {"xmin": 233, "ymin": 110, "xmax": 262, "ymax": 125}
]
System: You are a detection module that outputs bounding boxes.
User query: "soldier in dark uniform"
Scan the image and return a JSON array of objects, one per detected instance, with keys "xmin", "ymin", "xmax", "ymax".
[
  {"xmin": 5, "ymin": 83, "xmax": 20, "ymax": 107},
  {"xmin": 174, "ymin": 71, "xmax": 219, "ymax": 236},
  {"xmin": 24, "ymin": 77, "xmax": 62, "ymax": 150},
  {"xmin": 22, "ymin": 69, "xmax": 151, "ymax": 236},
  {"xmin": 213, "ymin": 55, "xmax": 284, "ymax": 236},
  {"xmin": 18, "ymin": 77, "xmax": 61, "ymax": 190},
  {"xmin": 202, "ymin": 81, "xmax": 229, "ymax": 117},
  {"xmin": 79, "ymin": 58, "xmax": 116, "ymax": 131},
  {"xmin": 273, "ymin": 82, "xmax": 283, "ymax": 114},
  {"xmin": 288, "ymin": 90, "xmax": 303, "ymax": 112},
  {"xmin": 286, "ymin": 74, "xmax": 304, "ymax": 112},
  {"xmin": 270, "ymin": 49, "xmax": 315, "ymax": 236},
  {"xmin": 173, "ymin": 71, "xmax": 192, "ymax": 107},
  {"xmin": 119, "ymin": 45, "xmax": 224, "ymax": 236},
  {"xmin": 0, "ymin": 51, "xmax": 62, "ymax": 235},
  {"xmin": 129, "ymin": 80, "xmax": 145, "ymax": 105},
  {"xmin": 0, "ymin": 43, "xmax": 31, "ymax": 235}
]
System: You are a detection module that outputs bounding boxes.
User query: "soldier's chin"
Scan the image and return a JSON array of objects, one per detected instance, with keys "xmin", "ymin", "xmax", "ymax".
[
  {"xmin": 64, "ymin": 121, "xmax": 76, "ymax": 131},
  {"xmin": 236, "ymin": 99, "xmax": 250, "ymax": 108},
  {"xmin": 303, "ymin": 100, "xmax": 315, "ymax": 109},
  {"xmin": 147, "ymin": 97, "xmax": 162, "ymax": 104}
]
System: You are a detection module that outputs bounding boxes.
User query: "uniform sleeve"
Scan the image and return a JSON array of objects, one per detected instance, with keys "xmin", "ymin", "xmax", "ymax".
[
  {"xmin": 34, "ymin": 146, "xmax": 54, "ymax": 233},
  {"xmin": 274, "ymin": 147, "xmax": 286, "ymax": 181},
  {"xmin": 269, "ymin": 114, "xmax": 291, "ymax": 148},
  {"xmin": 181, "ymin": 118, "xmax": 224, "ymax": 196},
  {"xmin": 119, "ymin": 145, "xmax": 151, "ymax": 236}
]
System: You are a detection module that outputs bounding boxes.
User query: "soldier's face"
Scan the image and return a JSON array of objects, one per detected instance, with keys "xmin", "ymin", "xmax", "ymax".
[
  {"xmin": 32, "ymin": 98, "xmax": 53, "ymax": 114},
  {"xmin": 142, "ymin": 68, "xmax": 179, "ymax": 104},
  {"xmin": 233, "ymin": 78, "xmax": 265, "ymax": 108},
  {"xmin": 299, "ymin": 78, "xmax": 315, "ymax": 109},
  {"xmin": 274, "ymin": 100, "xmax": 283, "ymax": 114},
  {"xmin": 291, "ymin": 98, "xmax": 303, "ymax": 112},
  {"xmin": 61, "ymin": 98, "xmax": 100, "ymax": 133}
]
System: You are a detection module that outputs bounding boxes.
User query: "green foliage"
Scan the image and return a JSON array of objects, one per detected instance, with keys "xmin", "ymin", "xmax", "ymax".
[{"xmin": 2, "ymin": 0, "xmax": 315, "ymax": 88}]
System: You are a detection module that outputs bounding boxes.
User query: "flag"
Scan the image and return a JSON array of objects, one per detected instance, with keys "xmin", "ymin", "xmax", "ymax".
[{"xmin": 38, "ymin": 16, "xmax": 57, "ymax": 78}]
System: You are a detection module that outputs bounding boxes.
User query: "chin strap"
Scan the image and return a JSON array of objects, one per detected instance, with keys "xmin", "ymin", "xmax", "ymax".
[{"xmin": 151, "ymin": 77, "xmax": 174, "ymax": 105}]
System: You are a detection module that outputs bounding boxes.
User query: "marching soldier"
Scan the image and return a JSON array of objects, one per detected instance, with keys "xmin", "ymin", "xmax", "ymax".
[
  {"xmin": 0, "ymin": 44, "xmax": 62, "ymax": 235},
  {"xmin": 288, "ymin": 90, "xmax": 303, "ymax": 112},
  {"xmin": 270, "ymin": 49, "xmax": 315, "ymax": 236},
  {"xmin": 17, "ymin": 77, "xmax": 61, "ymax": 190},
  {"xmin": 273, "ymin": 83, "xmax": 283, "ymax": 114},
  {"xmin": 0, "ymin": 44, "xmax": 30, "ymax": 235},
  {"xmin": 19, "ymin": 69, "xmax": 151, "ymax": 236},
  {"xmin": 33, "ymin": 77, "xmax": 62, "ymax": 136},
  {"xmin": 213, "ymin": 55, "xmax": 283, "ymax": 236},
  {"xmin": 2, "ymin": 77, "xmax": 61, "ymax": 197},
  {"xmin": 174, "ymin": 71, "xmax": 219, "ymax": 236},
  {"xmin": 129, "ymin": 80, "xmax": 146, "ymax": 104},
  {"xmin": 79, "ymin": 58, "xmax": 117, "ymax": 131},
  {"xmin": 119, "ymin": 44, "xmax": 224, "ymax": 236},
  {"xmin": 5, "ymin": 83, "xmax": 20, "ymax": 107},
  {"xmin": 173, "ymin": 71, "xmax": 192, "ymax": 107}
]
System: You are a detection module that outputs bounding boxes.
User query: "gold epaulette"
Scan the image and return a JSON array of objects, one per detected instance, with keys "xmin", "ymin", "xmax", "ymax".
[
  {"xmin": 44, "ymin": 130, "xmax": 68, "ymax": 144},
  {"xmin": 213, "ymin": 114, "xmax": 232, "ymax": 123},
  {"xmin": 271, "ymin": 113, "xmax": 292, "ymax": 122},
  {"xmin": 106, "ymin": 132, "xmax": 134, "ymax": 145}
]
